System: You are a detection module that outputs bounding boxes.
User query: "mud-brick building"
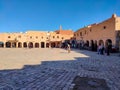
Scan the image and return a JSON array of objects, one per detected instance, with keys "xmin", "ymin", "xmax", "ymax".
[
  {"xmin": 74, "ymin": 14, "xmax": 120, "ymax": 51},
  {"xmin": 0, "ymin": 27, "xmax": 73, "ymax": 48}
]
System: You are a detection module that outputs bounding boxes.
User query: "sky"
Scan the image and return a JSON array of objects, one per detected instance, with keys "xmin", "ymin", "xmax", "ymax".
[{"xmin": 0, "ymin": 0, "xmax": 120, "ymax": 33}]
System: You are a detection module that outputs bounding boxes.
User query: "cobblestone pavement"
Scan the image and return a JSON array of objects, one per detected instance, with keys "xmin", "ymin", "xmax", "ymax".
[{"xmin": 0, "ymin": 48, "xmax": 120, "ymax": 90}]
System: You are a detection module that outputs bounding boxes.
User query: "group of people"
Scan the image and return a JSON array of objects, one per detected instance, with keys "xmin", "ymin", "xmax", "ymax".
[
  {"xmin": 97, "ymin": 43, "xmax": 112, "ymax": 56},
  {"xmin": 63, "ymin": 41, "xmax": 112, "ymax": 55}
]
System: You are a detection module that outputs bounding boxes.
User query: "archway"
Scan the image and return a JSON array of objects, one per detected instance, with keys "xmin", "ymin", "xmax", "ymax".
[
  {"xmin": 106, "ymin": 39, "xmax": 112, "ymax": 44},
  {"xmin": 18, "ymin": 42, "xmax": 22, "ymax": 48},
  {"xmin": 35, "ymin": 43, "xmax": 39, "ymax": 48},
  {"xmin": 51, "ymin": 42, "xmax": 55, "ymax": 48},
  {"xmin": 71, "ymin": 40, "xmax": 76, "ymax": 48},
  {"xmin": 86, "ymin": 40, "xmax": 89, "ymax": 47},
  {"xmin": 6, "ymin": 42, "xmax": 11, "ymax": 48},
  {"xmin": 28, "ymin": 42, "xmax": 33, "ymax": 48},
  {"xmin": 90, "ymin": 40, "xmax": 94, "ymax": 51},
  {"xmin": 105, "ymin": 39, "xmax": 112, "ymax": 52},
  {"xmin": 23, "ymin": 42, "xmax": 27, "ymax": 48},
  {"xmin": 0, "ymin": 42, "xmax": 4, "ymax": 48},
  {"xmin": 46, "ymin": 43, "xmax": 49, "ymax": 48},
  {"xmin": 56, "ymin": 42, "xmax": 60, "ymax": 48},
  {"xmin": 94, "ymin": 40, "xmax": 98, "ymax": 51},
  {"xmin": 41, "ymin": 42, "xmax": 45, "ymax": 48},
  {"xmin": 99, "ymin": 40, "xmax": 104, "ymax": 45},
  {"xmin": 12, "ymin": 42, "xmax": 16, "ymax": 48}
]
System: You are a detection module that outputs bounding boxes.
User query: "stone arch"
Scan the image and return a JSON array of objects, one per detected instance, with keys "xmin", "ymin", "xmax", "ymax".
[
  {"xmin": 90, "ymin": 40, "xmax": 94, "ymax": 51},
  {"xmin": 51, "ymin": 42, "xmax": 55, "ymax": 48},
  {"xmin": 106, "ymin": 39, "xmax": 112, "ymax": 44},
  {"xmin": 105, "ymin": 39, "xmax": 112, "ymax": 50},
  {"xmin": 94, "ymin": 40, "xmax": 98, "ymax": 51},
  {"xmin": 41, "ymin": 42, "xmax": 45, "ymax": 48},
  {"xmin": 0, "ymin": 41, "xmax": 4, "ymax": 48},
  {"xmin": 98, "ymin": 40, "xmax": 104, "ymax": 45},
  {"xmin": 6, "ymin": 42, "xmax": 11, "ymax": 48},
  {"xmin": 28, "ymin": 42, "xmax": 33, "ymax": 48},
  {"xmin": 12, "ymin": 42, "xmax": 16, "ymax": 48},
  {"xmin": 23, "ymin": 42, "xmax": 27, "ymax": 48},
  {"xmin": 18, "ymin": 42, "xmax": 22, "ymax": 48},
  {"xmin": 71, "ymin": 40, "xmax": 76, "ymax": 48},
  {"xmin": 46, "ymin": 43, "xmax": 49, "ymax": 48},
  {"xmin": 56, "ymin": 42, "xmax": 60, "ymax": 48},
  {"xmin": 86, "ymin": 40, "xmax": 89, "ymax": 47},
  {"xmin": 35, "ymin": 43, "xmax": 39, "ymax": 48}
]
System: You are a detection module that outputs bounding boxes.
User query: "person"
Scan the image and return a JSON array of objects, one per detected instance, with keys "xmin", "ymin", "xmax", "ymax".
[
  {"xmin": 67, "ymin": 43, "xmax": 71, "ymax": 53},
  {"xmin": 105, "ymin": 42, "xmax": 111, "ymax": 56},
  {"xmin": 100, "ymin": 43, "xmax": 104, "ymax": 55},
  {"xmin": 97, "ymin": 44, "xmax": 101, "ymax": 54}
]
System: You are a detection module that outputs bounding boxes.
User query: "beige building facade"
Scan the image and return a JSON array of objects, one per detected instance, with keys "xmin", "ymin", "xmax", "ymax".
[
  {"xmin": 74, "ymin": 14, "xmax": 120, "ymax": 51},
  {"xmin": 0, "ymin": 27, "xmax": 73, "ymax": 48},
  {"xmin": 0, "ymin": 14, "xmax": 120, "ymax": 50}
]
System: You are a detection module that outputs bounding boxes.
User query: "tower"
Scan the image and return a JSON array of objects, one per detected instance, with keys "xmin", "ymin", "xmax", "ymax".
[{"xmin": 60, "ymin": 25, "xmax": 62, "ymax": 30}]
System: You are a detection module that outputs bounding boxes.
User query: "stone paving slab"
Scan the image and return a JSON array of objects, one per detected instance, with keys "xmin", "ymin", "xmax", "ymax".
[{"xmin": 0, "ymin": 48, "xmax": 120, "ymax": 90}]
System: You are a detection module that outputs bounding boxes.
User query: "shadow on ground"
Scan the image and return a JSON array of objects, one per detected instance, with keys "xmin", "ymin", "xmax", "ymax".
[{"xmin": 0, "ymin": 49, "xmax": 119, "ymax": 90}]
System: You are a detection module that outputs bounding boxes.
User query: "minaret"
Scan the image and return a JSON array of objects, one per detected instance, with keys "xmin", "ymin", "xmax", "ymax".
[
  {"xmin": 60, "ymin": 25, "xmax": 62, "ymax": 30},
  {"xmin": 112, "ymin": 13, "xmax": 117, "ymax": 18}
]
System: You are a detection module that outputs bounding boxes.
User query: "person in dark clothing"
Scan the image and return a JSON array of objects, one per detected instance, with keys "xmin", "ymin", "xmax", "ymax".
[
  {"xmin": 106, "ymin": 43, "xmax": 111, "ymax": 56},
  {"xmin": 100, "ymin": 44, "xmax": 104, "ymax": 55}
]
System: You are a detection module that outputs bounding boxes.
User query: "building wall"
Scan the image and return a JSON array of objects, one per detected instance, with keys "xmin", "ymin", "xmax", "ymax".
[
  {"xmin": 0, "ymin": 29, "xmax": 73, "ymax": 48},
  {"xmin": 115, "ymin": 16, "xmax": 120, "ymax": 30},
  {"xmin": 74, "ymin": 14, "xmax": 119, "ymax": 46}
]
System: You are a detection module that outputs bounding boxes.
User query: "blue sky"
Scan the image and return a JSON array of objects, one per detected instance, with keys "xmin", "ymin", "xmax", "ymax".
[{"xmin": 0, "ymin": 0, "xmax": 120, "ymax": 33}]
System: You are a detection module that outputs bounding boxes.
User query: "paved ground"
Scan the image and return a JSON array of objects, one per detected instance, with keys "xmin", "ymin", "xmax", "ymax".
[{"xmin": 0, "ymin": 48, "xmax": 120, "ymax": 90}]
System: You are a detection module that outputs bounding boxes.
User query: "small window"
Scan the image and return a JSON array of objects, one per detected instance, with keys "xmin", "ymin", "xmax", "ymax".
[
  {"xmin": 36, "ymin": 36, "xmax": 38, "ymax": 39},
  {"xmin": 62, "ymin": 37, "xmax": 64, "ymax": 39},
  {"xmin": 80, "ymin": 32, "xmax": 82, "ymax": 36},
  {"xmin": 8, "ymin": 36, "xmax": 11, "ymax": 38},
  {"xmin": 46, "ymin": 37, "xmax": 48, "ymax": 39},
  {"xmin": 53, "ymin": 36, "xmax": 55, "ymax": 38},
  {"xmin": 74, "ymin": 34, "xmax": 76, "ymax": 36},
  {"xmin": 57, "ymin": 36, "xmax": 59, "ymax": 38},
  {"xmin": 90, "ymin": 29, "xmax": 92, "ymax": 32},
  {"xmin": 77, "ymin": 33, "xmax": 79, "ymax": 36},
  {"xmin": 41, "ymin": 36, "xmax": 43, "ymax": 39},
  {"xmin": 30, "ymin": 36, "xmax": 32, "ymax": 39},
  {"xmin": 103, "ymin": 26, "xmax": 106, "ymax": 29}
]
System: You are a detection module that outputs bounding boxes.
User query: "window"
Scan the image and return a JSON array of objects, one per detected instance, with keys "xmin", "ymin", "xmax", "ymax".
[
  {"xmin": 8, "ymin": 36, "xmax": 11, "ymax": 38},
  {"xmin": 80, "ymin": 32, "xmax": 82, "ymax": 36},
  {"xmin": 30, "ymin": 36, "xmax": 32, "ymax": 39},
  {"xmin": 90, "ymin": 29, "xmax": 92, "ymax": 32},
  {"xmin": 103, "ymin": 26, "xmax": 106, "ymax": 29},
  {"xmin": 41, "ymin": 36, "xmax": 43, "ymax": 39},
  {"xmin": 74, "ymin": 34, "xmax": 76, "ymax": 36},
  {"xmin": 53, "ymin": 36, "xmax": 55, "ymax": 38},
  {"xmin": 57, "ymin": 36, "xmax": 59, "ymax": 38},
  {"xmin": 62, "ymin": 37, "xmax": 64, "ymax": 39},
  {"xmin": 36, "ymin": 36, "xmax": 38, "ymax": 39}
]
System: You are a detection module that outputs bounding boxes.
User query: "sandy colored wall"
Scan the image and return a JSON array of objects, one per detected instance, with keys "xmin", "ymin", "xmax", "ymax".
[{"xmin": 75, "ymin": 15, "xmax": 117, "ymax": 45}]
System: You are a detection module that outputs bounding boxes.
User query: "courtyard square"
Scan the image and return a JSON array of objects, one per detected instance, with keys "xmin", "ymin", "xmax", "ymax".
[{"xmin": 0, "ymin": 48, "xmax": 120, "ymax": 90}]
